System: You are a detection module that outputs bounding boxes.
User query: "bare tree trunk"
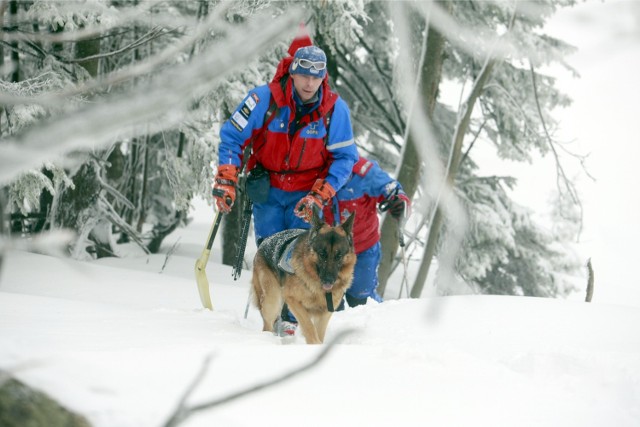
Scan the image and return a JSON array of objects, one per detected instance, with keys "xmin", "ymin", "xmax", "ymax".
[
  {"xmin": 0, "ymin": 1, "xmax": 6, "ymax": 133},
  {"xmin": 8, "ymin": 0, "xmax": 19, "ymax": 82},
  {"xmin": 410, "ymin": 56, "xmax": 497, "ymax": 298},
  {"xmin": 75, "ymin": 33, "xmax": 101, "ymax": 77},
  {"xmin": 377, "ymin": 3, "xmax": 448, "ymax": 296},
  {"xmin": 585, "ymin": 258, "xmax": 594, "ymax": 302},
  {"xmin": 122, "ymin": 138, "xmax": 139, "ymax": 242},
  {"xmin": 136, "ymin": 133, "xmax": 150, "ymax": 233},
  {"xmin": 120, "ymin": 22, "xmax": 144, "ymax": 242},
  {"xmin": 147, "ymin": 1, "xmax": 210, "ymax": 254},
  {"xmin": 408, "ymin": 4, "xmax": 521, "ymax": 298},
  {"xmin": 1, "ymin": 1, "xmax": 6, "ymax": 71}
]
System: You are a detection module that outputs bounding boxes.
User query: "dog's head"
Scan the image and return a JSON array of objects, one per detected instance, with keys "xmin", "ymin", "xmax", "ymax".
[{"xmin": 308, "ymin": 207, "xmax": 356, "ymax": 291}]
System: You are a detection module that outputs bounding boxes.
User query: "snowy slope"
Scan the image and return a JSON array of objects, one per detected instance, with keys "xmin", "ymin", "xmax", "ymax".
[
  {"xmin": 1, "ymin": 212, "xmax": 639, "ymax": 427},
  {"xmin": 2, "ymin": 3, "xmax": 640, "ymax": 425}
]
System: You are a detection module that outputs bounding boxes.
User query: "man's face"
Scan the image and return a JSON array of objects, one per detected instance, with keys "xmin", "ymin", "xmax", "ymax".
[{"xmin": 291, "ymin": 73, "xmax": 323, "ymax": 103}]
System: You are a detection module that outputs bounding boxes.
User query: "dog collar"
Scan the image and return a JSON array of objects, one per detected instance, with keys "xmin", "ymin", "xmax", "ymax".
[{"xmin": 325, "ymin": 292, "xmax": 335, "ymax": 312}]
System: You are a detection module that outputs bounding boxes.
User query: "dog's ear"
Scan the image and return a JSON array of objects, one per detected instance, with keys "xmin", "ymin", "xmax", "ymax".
[{"xmin": 340, "ymin": 211, "xmax": 356, "ymax": 236}]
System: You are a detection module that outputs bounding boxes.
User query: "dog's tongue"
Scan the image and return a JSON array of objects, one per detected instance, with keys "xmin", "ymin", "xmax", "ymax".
[{"xmin": 322, "ymin": 283, "xmax": 334, "ymax": 291}]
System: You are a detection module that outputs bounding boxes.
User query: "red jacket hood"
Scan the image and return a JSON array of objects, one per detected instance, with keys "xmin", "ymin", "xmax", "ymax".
[{"xmin": 268, "ymin": 30, "xmax": 337, "ymax": 116}]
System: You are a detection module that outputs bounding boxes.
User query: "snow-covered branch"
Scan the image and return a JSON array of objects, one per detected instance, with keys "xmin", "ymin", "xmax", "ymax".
[{"xmin": 0, "ymin": 9, "xmax": 303, "ymax": 186}]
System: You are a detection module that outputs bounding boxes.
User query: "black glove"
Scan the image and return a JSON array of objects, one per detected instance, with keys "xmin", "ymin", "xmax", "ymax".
[{"xmin": 380, "ymin": 193, "xmax": 411, "ymax": 220}]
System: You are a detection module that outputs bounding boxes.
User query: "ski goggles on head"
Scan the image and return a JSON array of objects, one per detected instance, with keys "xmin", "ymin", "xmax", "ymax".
[{"xmin": 294, "ymin": 58, "xmax": 327, "ymax": 71}]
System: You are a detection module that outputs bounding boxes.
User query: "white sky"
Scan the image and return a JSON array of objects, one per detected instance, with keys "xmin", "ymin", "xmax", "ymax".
[
  {"xmin": 469, "ymin": 0, "xmax": 640, "ymax": 307},
  {"xmin": 540, "ymin": 0, "xmax": 640, "ymax": 307}
]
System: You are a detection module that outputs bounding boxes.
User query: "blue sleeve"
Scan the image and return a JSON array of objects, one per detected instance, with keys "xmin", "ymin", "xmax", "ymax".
[
  {"xmin": 324, "ymin": 97, "xmax": 358, "ymax": 191},
  {"xmin": 363, "ymin": 160, "xmax": 405, "ymax": 199},
  {"xmin": 218, "ymin": 85, "xmax": 271, "ymax": 167}
]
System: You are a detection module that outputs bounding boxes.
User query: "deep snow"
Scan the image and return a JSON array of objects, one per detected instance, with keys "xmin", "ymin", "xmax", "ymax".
[
  {"xmin": 1, "ymin": 198, "xmax": 639, "ymax": 427},
  {"xmin": 2, "ymin": 1, "xmax": 640, "ymax": 426}
]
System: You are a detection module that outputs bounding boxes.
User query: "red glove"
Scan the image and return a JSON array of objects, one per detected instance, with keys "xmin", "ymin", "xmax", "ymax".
[
  {"xmin": 295, "ymin": 179, "xmax": 336, "ymax": 223},
  {"xmin": 212, "ymin": 164, "xmax": 239, "ymax": 213}
]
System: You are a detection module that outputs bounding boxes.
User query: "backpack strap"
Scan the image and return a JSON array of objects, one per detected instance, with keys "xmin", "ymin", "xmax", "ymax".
[
  {"xmin": 323, "ymin": 106, "xmax": 334, "ymax": 145},
  {"xmin": 263, "ymin": 98, "xmax": 278, "ymax": 129},
  {"xmin": 258, "ymin": 78, "xmax": 284, "ymax": 141},
  {"xmin": 243, "ymin": 95, "xmax": 278, "ymax": 168}
]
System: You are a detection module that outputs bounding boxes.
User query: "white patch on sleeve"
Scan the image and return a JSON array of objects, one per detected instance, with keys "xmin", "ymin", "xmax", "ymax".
[
  {"xmin": 232, "ymin": 111, "xmax": 248, "ymax": 129},
  {"xmin": 245, "ymin": 96, "xmax": 256, "ymax": 110}
]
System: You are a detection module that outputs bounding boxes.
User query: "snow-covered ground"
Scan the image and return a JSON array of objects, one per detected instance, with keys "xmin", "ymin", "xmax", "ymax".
[
  {"xmin": 2, "ymin": 1, "xmax": 640, "ymax": 426},
  {"xmin": 1, "ymin": 196, "xmax": 639, "ymax": 427}
]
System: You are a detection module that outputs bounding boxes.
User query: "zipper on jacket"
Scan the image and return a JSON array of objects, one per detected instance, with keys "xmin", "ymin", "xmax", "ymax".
[{"xmin": 294, "ymin": 138, "xmax": 308, "ymax": 170}]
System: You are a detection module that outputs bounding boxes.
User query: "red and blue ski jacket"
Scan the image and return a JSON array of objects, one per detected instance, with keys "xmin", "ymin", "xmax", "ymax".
[
  {"xmin": 218, "ymin": 54, "xmax": 358, "ymax": 193},
  {"xmin": 324, "ymin": 157, "xmax": 408, "ymax": 254}
]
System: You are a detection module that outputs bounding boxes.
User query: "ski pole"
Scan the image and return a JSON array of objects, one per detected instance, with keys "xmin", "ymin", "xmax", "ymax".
[
  {"xmin": 379, "ymin": 188, "xmax": 411, "ymax": 298},
  {"xmin": 397, "ymin": 218, "xmax": 411, "ymax": 299},
  {"xmin": 243, "ymin": 289, "xmax": 251, "ymax": 319}
]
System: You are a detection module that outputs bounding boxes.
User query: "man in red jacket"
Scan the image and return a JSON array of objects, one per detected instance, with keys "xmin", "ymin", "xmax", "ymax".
[{"xmin": 213, "ymin": 34, "xmax": 358, "ymax": 243}]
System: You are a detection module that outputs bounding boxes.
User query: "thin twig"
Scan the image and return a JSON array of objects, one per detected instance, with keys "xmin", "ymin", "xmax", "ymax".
[
  {"xmin": 160, "ymin": 237, "xmax": 181, "ymax": 273},
  {"xmin": 529, "ymin": 62, "xmax": 584, "ymax": 239},
  {"xmin": 163, "ymin": 353, "xmax": 217, "ymax": 427},
  {"xmin": 162, "ymin": 330, "xmax": 354, "ymax": 427},
  {"xmin": 529, "ymin": 63, "xmax": 579, "ymax": 203},
  {"xmin": 354, "ymin": 31, "xmax": 405, "ymax": 129}
]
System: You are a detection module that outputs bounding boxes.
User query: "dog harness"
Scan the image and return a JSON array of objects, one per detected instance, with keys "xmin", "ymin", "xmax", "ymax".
[
  {"xmin": 277, "ymin": 235, "xmax": 301, "ymax": 274},
  {"xmin": 259, "ymin": 228, "xmax": 307, "ymax": 274}
]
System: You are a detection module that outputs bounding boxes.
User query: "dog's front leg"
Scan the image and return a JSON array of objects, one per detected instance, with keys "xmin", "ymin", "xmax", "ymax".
[
  {"xmin": 314, "ymin": 311, "xmax": 332, "ymax": 343},
  {"xmin": 287, "ymin": 299, "xmax": 321, "ymax": 344},
  {"xmin": 252, "ymin": 255, "xmax": 286, "ymax": 334}
]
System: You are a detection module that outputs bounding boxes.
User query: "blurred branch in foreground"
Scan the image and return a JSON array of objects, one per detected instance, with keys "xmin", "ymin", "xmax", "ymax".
[{"xmin": 162, "ymin": 330, "xmax": 353, "ymax": 427}]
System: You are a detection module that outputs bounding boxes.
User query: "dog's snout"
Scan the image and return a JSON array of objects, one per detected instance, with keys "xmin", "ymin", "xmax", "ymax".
[{"xmin": 318, "ymin": 268, "xmax": 338, "ymax": 286}]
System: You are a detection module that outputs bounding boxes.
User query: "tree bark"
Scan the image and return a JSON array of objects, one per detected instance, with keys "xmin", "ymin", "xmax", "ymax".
[
  {"xmin": 408, "ymin": 3, "xmax": 521, "ymax": 298},
  {"xmin": 8, "ymin": 0, "xmax": 19, "ymax": 82},
  {"xmin": 0, "ymin": 1, "xmax": 6, "ymax": 70},
  {"xmin": 135, "ymin": 133, "xmax": 150, "ymax": 233},
  {"xmin": 0, "ymin": 2, "xmax": 6, "ymax": 133},
  {"xmin": 75, "ymin": 34, "xmax": 101, "ymax": 77},
  {"xmin": 409, "ymin": 56, "xmax": 497, "ymax": 299},
  {"xmin": 585, "ymin": 258, "xmax": 594, "ymax": 302},
  {"xmin": 377, "ymin": 3, "xmax": 448, "ymax": 296}
]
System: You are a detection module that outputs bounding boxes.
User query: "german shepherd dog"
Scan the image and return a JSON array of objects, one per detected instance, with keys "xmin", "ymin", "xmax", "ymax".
[{"xmin": 251, "ymin": 209, "xmax": 356, "ymax": 344}]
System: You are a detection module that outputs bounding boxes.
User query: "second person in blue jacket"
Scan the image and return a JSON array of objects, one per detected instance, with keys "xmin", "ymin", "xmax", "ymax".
[{"xmin": 324, "ymin": 156, "xmax": 411, "ymax": 306}]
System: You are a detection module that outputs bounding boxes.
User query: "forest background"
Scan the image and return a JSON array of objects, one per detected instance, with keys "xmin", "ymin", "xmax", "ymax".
[{"xmin": 1, "ymin": 0, "xmax": 637, "ymax": 305}]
